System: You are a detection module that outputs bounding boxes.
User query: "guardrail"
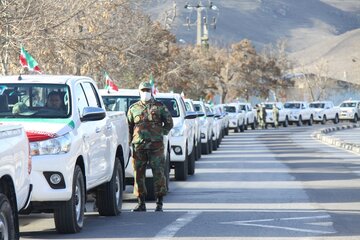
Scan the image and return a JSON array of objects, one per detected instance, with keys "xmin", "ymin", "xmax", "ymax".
[{"xmin": 312, "ymin": 123, "xmax": 360, "ymax": 154}]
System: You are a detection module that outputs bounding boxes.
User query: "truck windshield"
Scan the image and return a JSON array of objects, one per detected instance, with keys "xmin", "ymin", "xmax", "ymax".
[
  {"xmin": 0, "ymin": 84, "xmax": 70, "ymax": 118},
  {"xmin": 101, "ymin": 95, "xmax": 140, "ymax": 113},
  {"xmin": 224, "ymin": 106, "xmax": 236, "ymax": 113},
  {"xmin": 309, "ymin": 103, "xmax": 325, "ymax": 108},
  {"xmin": 157, "ymin": 98, "xmax": 180, "ymax": 117},
  {"xmin": 284, "ymin": 103, "xmax": 301, "ymax": 109},
  {"xmin": 340, "ymin": 102, "xmax": 356, "ymax": 107}
]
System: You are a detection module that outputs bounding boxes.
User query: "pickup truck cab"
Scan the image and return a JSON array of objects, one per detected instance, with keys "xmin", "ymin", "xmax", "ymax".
[
  {"xmin": 263, "ymin": 102, "xmax": 290, "ymax": 127},
  {"xmin": 0, "ymin": 75, "xmax": 129, "ymax": 234},
  {"xmin": 224, "ymin": 103, "xmax": 245, "ymax": 133},
  {"xmin": 193, "ymin": 100, "xmax": 214, "ymax": 155},
  {"xmin": 0, "ymin": 124, "xmax": 32, "ymax": 240},
  {"xmin": 99, "ymin": 88, "xmax": 171, "ymax": 200},
  {"xmin": 284, "ymin": 101, "xmax": 314, "ymax": 126},
  {"xmin": 309, "ymin": 101, "xmax": 340, "ymax": 124},
  {"xmin": 155, "ymin": 93, "xmax": 197, "ymax": 181},
  {"xmin": 184, "ymin": 98, "xmax": 203, "ymax": 160},
  {"xmin": 238, "ymin": 102, "xmax": 257, "ymax": 130},
  {"xmin": 339, "ymin": 100, "xmax": 360, "ymax": 123}
]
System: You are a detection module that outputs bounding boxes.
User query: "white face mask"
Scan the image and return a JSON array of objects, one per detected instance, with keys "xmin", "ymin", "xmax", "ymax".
[{"xmin": 140, "ymin": 91, "xmax": 152, "ymax": 102}]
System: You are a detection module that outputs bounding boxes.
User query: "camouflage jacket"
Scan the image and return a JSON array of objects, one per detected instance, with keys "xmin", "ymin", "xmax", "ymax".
[{"xmin": 127, "ymin": 98, "xmax": 173, "ymax": 150}]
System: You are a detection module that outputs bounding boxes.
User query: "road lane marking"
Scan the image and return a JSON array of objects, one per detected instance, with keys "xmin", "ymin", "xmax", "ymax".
[
  {"xmin": 220, "ymin": 215, "xmax": 336, "ymax": 234},
  {"xmin": 154, "ymin": 211, "xmax": 200, "ymax": 238}
]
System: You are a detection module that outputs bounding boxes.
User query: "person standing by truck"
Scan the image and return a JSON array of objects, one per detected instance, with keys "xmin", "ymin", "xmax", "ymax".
[{"xmin": 127, "ymin": 81, "xmax": 173, "ymax": 212}]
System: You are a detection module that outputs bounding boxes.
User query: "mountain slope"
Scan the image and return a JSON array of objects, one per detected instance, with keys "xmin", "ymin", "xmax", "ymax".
[{"xmin": 144, "ymin": 0, "xmax": 360, "ymax": 82}]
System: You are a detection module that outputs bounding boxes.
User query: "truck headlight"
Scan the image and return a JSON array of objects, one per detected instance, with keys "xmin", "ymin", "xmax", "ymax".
[
  {"xmin": 171, "ymin": 124, "xmax": 185, "ymax": 137},
  {"xmin": 30, "ymin": 133, "xmax": 71, "ymax": 156}
]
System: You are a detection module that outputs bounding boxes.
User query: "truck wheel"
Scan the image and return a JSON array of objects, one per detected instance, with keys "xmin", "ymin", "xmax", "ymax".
[
  {"xmin": 0, "ymin": 194, "xmax": 16, "ymax": 240},
  {"xmin": 297, "ymin": 116, "xmax": 303, "ymax": 126},
  {"xmin": 333, "ymin": 114, "xmax": 339, "ymax": 124},
  {"xmin": 209, "ymin": 138, "xmax": 213, "ymax": 154},
  {"xmin": 251, "ymin": 120, "xmax": 256, "ymax": 130},
  {"xmin": 54, "ymin": 165, "xmax": 85, "ymax": 234},
  {"xmin": 165, "ymin": 148, "xmax": 171, "ymax": 191},
  {"xmin": 308, "ymin": 115, "xmax": 313, "ymax": 126},
  {"xmin": 175, "ymin": 149, "xmax": 188, "ymax": 181},
  {"xmin": 201, "ymin": 142, "xmax": 209, "ymax": 155},
  {"xmin": 353, "ymin": 114, "xmax": 358, "ymax": 123},
  {"xmin": 188, "ymin": 147, "xmax": 196, "ymax": 175},
  {"xmin": 225, "ymin": 127, "xmax": 229, "ymax": 135},
  {"xmin": 321, "ymin": 115, "xmax": 327, "ymax": 124},
  {"xmin": 234, "ymin": 125, "xmax": 239, "ymax": 133},
  {"xmin": 240, "ymin": 123, "xmax": 245, "ymax": 132},
  {"xmin": 212, "ymin": 137, "xmax": 218, "ymax": 151},
  {"xmin": 97, "ymin": 158, "xmax": 123, "ymax": 215},
  {"xmin": 196, "ymin": 140, "xmax": 202, "ymax": 160}
]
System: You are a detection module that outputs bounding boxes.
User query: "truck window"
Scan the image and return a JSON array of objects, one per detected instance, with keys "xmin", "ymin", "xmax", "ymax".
[{"xmin": 82, "ymin": 82, "xmax": 101, "ymax": 108}]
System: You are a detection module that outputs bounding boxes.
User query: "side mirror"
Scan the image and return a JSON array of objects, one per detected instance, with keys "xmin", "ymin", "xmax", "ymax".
[
  {"xmin": 196, "ymin": 111, "xmax": 205, "ymax": 117},
  {"xmin": 81, "ymin": 107, "xmax": 106, "ymax": 121},
  {"xmin": 185, "ymin": 112, "xmax": 198, "ymax": 119}
]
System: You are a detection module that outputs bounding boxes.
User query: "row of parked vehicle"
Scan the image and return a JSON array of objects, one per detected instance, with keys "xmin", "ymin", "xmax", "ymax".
[
  {"xmin": 0, "ymin": 74, "xmax": 359, "ymax": 238},
  {"xmin": 260, "ymin": 100, "xmax": 360, "ymax": 127}
]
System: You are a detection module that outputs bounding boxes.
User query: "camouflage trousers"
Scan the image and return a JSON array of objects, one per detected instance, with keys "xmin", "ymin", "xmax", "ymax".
[{"xmin": 132, "ymin": 147, "xmax": 167, "ymax": 198}]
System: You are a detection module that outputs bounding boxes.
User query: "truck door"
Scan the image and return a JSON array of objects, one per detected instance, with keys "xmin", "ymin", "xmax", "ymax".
[{"xmin": 76, "ymin": 82, "xmax": 108, "ymax": 185}]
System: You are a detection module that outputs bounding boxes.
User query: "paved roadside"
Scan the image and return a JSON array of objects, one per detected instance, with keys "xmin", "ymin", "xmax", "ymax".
[{"xmin": 313, "ymin": 123, "xmax": 360, "ymax": 154}]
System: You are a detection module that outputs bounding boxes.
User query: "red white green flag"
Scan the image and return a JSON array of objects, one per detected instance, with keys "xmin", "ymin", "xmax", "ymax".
[
  {"xmin": 19, "ymin": 46, "xmax": 42, "ymax": 73},
  {"xmin": 104, "ymin": 71, "xmax": 119, "ymax": 91},
  {"xmin": 149, "ymin": 73, "xmax": 157, "ymax": 95}
]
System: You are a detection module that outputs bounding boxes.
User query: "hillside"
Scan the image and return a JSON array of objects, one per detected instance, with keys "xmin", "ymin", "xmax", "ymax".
[{"xmin": 143, "ymin": 0, "xmax": 360, "ymax": 83}]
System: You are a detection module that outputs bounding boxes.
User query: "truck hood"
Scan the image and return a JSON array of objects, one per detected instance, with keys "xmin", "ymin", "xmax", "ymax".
[{"xmin": 0, "ymin": 118, "xmax": 76, "ymax": 141}]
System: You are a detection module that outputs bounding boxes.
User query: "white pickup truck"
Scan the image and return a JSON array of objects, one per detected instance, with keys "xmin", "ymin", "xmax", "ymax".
[
  {"xmin": 263, "ymin": 102, "xmax": 290, "ymax": 127},
  {"xmin": 339, "ymin": 100, "xmax": 360, "ymax": 123},
  {"xmin": 284, "ymin": 101, "xmax": 315, "ymax": 126},
  {"xmin": 100, "ymin": 88, "xmax": 171, "ymax": 200},
  {"xmin": 309, "ymin": 101, "xmax": 340, "ymax": 124},
  {"xmin": 0, "ymin": 124, "xmax": 32, "ymax": 240},
  {"xmin": 224, "ymin": 103, "xmax": 245, "ymax": 133},
  {"xmin": 0, "ymin": 75, "xmax": 129, "ymax": 234},
  {"xmin": 238, "ymin": 102, "xmax": 257, "ymax": 130}
]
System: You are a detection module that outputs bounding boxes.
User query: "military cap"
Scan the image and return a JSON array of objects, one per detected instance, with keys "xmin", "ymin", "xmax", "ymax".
[{"xmin": 138, "ymin": 82, "xmax": 152, "ymax": 90}]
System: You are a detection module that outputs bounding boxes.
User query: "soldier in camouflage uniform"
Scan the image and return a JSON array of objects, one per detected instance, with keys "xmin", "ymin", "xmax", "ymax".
[
  {"xmin": 272, "ymin": 104, "xmax": 279, "ymax": 128},
  {"xmin": 127, "ymin": 81, "xmax": 173, "ymax": 212}
]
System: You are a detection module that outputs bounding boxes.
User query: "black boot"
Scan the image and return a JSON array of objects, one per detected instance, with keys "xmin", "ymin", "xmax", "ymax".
[
  {"xmin": 155, "ymin": 196, "xmax": 163, "ymax": 212},
  {"xmin": 133, "ymin": 196, "xmax": 146, "ymax": 212}
]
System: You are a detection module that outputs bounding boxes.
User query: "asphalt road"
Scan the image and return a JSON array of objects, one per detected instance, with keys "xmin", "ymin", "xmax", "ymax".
[{"xmin": 19, "ymin": 125, "xmax": 360, "ymax": 240}]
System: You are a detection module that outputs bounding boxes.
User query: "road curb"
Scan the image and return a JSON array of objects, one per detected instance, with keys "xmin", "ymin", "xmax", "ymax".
[{"xmin": 313, "ymin": 123, "xmax": 360, "ymax": 154}]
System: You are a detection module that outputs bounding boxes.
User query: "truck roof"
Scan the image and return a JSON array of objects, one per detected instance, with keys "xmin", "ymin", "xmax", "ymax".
[
  {"xmin": 0, "ymin": 75, "xmax": 91, "ymax": 84},
  {"xmin": 99, "ymin": 88, "xmax": 139, "ymax": 96}
]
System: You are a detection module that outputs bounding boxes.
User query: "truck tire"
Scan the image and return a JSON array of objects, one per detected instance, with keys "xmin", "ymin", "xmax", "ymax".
[
  {"xmin": 353, "ymin": 114, "xmax": 358, "ymax": 123},
  {"xmin": 188, "ymin": 147, "xmax": 196, "ymax": 175},
  {"xmin": 97, "ymin": 158, "xmax": 123, "ymax": 216},
  {"xmin": 54, "ymin": 165, "xmax": 85, "ymax": 233},
  {"xmin": 0, "ymin": 194, "xmax": 16, "ymax": 240},
  {"xmin": 165, "ymin": 148, "xmax": 171, "ymax": 191},
  {"xmin": 297, "ymin": 116, "xmax": 303, "ymax": 126},
  {"xmin": 209, "ymin": 138, "xmax": 213, "ymax": 154},
  {"xmin": 321, "ymin": 115, "xmax": 327, "ymax": 124},
  {"xmin": 333, "ymin": 114, "xmax": 339, "ymax": 124},
  {"xmin": 196, "ymin": 140, "xmax": 202, "ymax": 160},
  {"xmin": 240, "ymin": 123, "xmax": 245, "ymax": 132},
  {"xmin": 175, "ymin": 149, "xmax": 188, "ymax": 181},
  {"xmin": 212, "ymin": 137, "xmax": 218, "ymax": 151},
  {"xmin": 251, "ymin": 119, "xmax": 256, "ymax": 130},
  {"xmin": 201, "ymin": 142, "xmax": 209, "ymax": 155},
  {"xmin": 308, "ymin": 115, "xmax": 313, "ymax": 126}
]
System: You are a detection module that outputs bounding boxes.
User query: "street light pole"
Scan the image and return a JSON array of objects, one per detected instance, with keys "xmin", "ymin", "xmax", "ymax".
[{"xmin": 184, "ymin": 1, "xmax": 217, "ymax": 47}]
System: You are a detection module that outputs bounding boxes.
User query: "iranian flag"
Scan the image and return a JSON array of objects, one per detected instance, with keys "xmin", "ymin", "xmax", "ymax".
[
  {"xmin": 104, "ymin": 71, "xmax": 119, "ymax": 91},
  {"xmin": 149, "ymin": 73, "xmax": 157, "ymax": 95},
  {"xmin": 19, "ymin": 46, "xmax": 42, "ymax": 73}
]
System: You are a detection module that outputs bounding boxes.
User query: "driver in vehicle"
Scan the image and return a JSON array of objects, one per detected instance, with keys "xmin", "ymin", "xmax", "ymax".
[{"xmin": 46, "ymin": 91, "xmax": 64, "ymax": 110}]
